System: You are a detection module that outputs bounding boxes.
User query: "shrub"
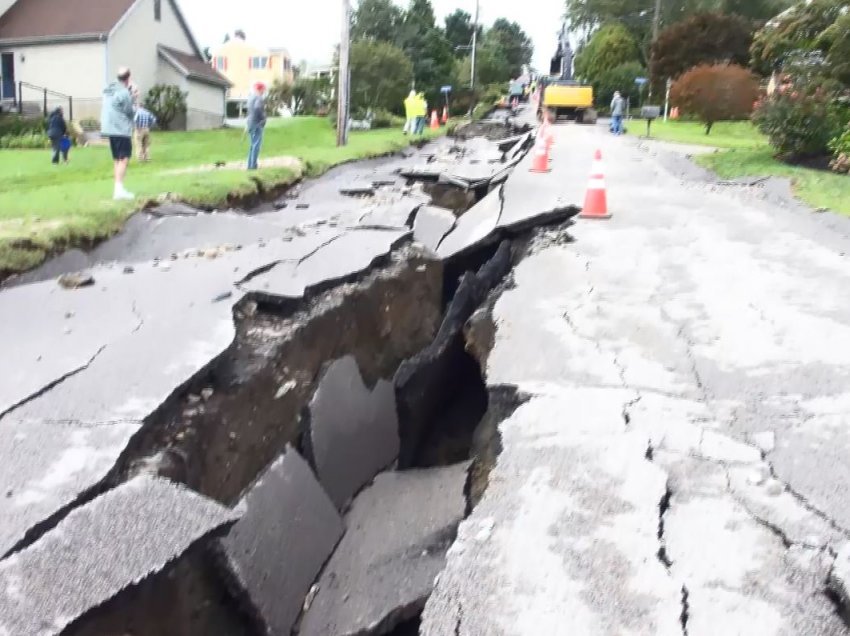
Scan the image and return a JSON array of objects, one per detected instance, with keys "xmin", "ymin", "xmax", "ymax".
[
  {"xmin": 143, "ymin": 84, "xmax": 187, "ymax": 130},
  {"xmin": 0, "ymin": 115, "xmax": 45, "ymax": 138},
  {"xmin": 77, "ymin": 117, "xmax": 100, "ymax": 130},
  {"xmin": 266, "ymin": 80, "xmax": 293, "ymax": 114},
  {"xmin": 651, "ymin": 13, "xmax": 755, "ymax": 85},
  {"xmin": 828, "ymin": 122, "xmax": 850, "ymax": 173},
  {"xmin": 753, "ymin": 57, "xmax": 848, "ymax": 159},
  {"xmin": 671, "ymin": 64, "xmax": 760, "ymax": 134},
  {"xmin": 0, "ymin": 131, "xmax": 50, "ymax": 149},
  {"xmin": 593, "ymin": 62, "xmax": 646, "ymax": 110}
]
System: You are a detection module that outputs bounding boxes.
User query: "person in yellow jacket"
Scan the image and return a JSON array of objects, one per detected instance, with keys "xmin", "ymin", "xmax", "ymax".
[
  {"xmin": 403, "ymin": 90, "xmax": 417, "ymax": 135},
  {"xmin": 414, "ymin": 92, "xmax": 428, "ymax": 135}
]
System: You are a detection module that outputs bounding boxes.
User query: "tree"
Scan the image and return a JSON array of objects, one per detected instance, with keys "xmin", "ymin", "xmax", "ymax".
[
  {"xmin": 266, "ymin": 80, "xmax": 293, "ymax": 113},
  {"xmin": 143, "ymin": 85, "xmax": 187, "ymax": 130},
  {"xmin": 350, "ymin": 40, "xmax": 414, "ymax": 114},
  {"xmin": 484, "ymin": 19, "xmax": 533, "ymax": 78},
  {"xmin": 352, "ymin": 0, "xmax": 404, "ymax": 43},
  {"xmin": 574, "ymin": 23, "xmax": 643, "ymax": 82},
  {"xmin": 455, "ymin": 44, "xmax": 511, "ymax": 88},
  {"xmin": 291, "ymin": 76, "xmax": 332, "ymax": 115},
  {"xmin": 593, "ymin": 61, "xmax": 647, "ymax": 108},
  {"xmin": 750, "ymin": 0, "xmax": 846, "ymax": 75},
  {"xmin": 651, "ymin": 12, "xmax": 754, "ymax": 85},
  {"xmin": 398, "ymin": 0, "xmax": 454, "ymax": 102},
  {"xmin": 565, "ymin": 0, "xmax": 792, "ymax": 44},
  {"xmin": 444, "ymin": 9, "xmax": 483, "ymax": 51},
  {"xmin": 822, "ymin": 12, "xmax": 850, "ymax": 85},
  {"xmin": 671, "ymin": 64, "xmax": 759, "ymax": 133}
]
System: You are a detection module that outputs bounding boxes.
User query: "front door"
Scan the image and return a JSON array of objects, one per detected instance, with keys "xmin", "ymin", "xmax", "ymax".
[{"xmin": 1, "ymin": 53, "xmax": 15, "ymax": 101}]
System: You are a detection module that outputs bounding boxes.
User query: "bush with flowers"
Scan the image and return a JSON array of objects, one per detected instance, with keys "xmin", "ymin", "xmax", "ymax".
[{"xmin": 752, "ymin": 53, "xmax": 849, "ymax": 161}]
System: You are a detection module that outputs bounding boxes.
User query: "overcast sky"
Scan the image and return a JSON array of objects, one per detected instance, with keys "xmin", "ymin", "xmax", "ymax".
[{"xmin": 179, "ymin": 0, "xmax": 564, "ymax": 70}]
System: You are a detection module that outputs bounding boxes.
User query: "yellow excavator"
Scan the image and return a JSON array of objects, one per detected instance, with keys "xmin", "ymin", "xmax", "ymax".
[{"xmin": 538, "ymin": 25, "xmax": 597, "ymax": 124}]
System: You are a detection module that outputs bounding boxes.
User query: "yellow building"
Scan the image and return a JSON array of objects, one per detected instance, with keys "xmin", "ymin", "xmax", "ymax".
[{"xmin": 210, "ymin": 34, "xmax": 294, "ymax": 102}]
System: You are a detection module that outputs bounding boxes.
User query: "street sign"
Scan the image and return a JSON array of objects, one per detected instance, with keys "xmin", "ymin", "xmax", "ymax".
[
  {"xmin": 634, "ymin": 77, "xmax": 648, "ymax": 85},
  {"xmin": 440, "ymin": 85, "xmax": 452, "ymax": 93}
]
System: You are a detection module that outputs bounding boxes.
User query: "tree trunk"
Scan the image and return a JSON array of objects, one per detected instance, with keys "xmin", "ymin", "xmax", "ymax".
[{"xmin": 705, "ymin": 121, "xmax": 713, "ymax": 135}]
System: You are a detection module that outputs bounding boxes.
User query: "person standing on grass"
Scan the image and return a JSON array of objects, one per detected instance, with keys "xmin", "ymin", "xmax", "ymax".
[
  {"xmin": 610, "ymin": 91, "xmax": 625, "ymax": 136},
  {"xmin": 134, "ymin": 106, "xmax": 156, "ymax": 162},
  {"xmin": 403, "ymin": 90, "xmax": 417, "ymax": 135},
  {"xmin": 46, "ymin": 106, "xmax": 68, "ymax": 165},
  {"xmin": 101, "ymin": 67, "xmax": 136, "ymax": 200},
  {"xmin": 414, "ymin": 93, "xmax": 427, "ymax": 135},
  {"xmin": 246, "ymin": 82, "xmax": 267, "ymax": 170}
]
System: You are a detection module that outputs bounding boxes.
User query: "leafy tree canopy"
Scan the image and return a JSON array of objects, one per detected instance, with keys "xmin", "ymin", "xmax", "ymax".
[
  {"xmin": 750, "ymin": 0, "xmax": 848, "ymax": 75},
  {"xmin": 352, "ymin": 0, "xmax": 404, "ymax": 43},
  {"xmin": 350, "ymin": 39, "xmax": 414, "ymax": 114},
  {"xmin": 444, "ymin": 9, "xmax": 483, "ymax": 51},
  {"xmin": 484, "ymin": 19, "xmax": 534, "ymax": 78},
  {"xmin": 651, "ymin": 12, "xmax": 754, "ymax": 83},
  {"xmin": 574, "ymin": 23, "xmax": 643, "ymax": 81}
]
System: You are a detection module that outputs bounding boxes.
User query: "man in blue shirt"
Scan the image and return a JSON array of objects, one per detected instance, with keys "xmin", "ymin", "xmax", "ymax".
[
  {"xmin": 134, "ymin": 106, "xmax": 157, "ymax": 162},
  {"xmin": 101, "ymin": 67, "xmax": 136, "ymax": 199},
  {"xmin": 246, "ymin": 82, "xmax": 267, "ymax": 170}
]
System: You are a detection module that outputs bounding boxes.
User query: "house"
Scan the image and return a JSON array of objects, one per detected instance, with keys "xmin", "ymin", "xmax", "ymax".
[
  {"xmin": 210, "ymin": 33, "xmax": 294, "ymax": 104},
  {"xmin": 0, "ymin": 0, "xmax": 230, "ymax": 129}
]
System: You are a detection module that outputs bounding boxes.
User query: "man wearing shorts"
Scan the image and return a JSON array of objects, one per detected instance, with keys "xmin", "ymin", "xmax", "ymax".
[{"xmin": 101, "ymin": 67, "xmax": 136, "ymax": 200}]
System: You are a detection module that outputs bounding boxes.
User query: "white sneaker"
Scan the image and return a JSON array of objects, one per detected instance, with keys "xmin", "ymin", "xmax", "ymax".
[{"xmin": 113, "ymin": 188, "xmax": 135, "ymax": 201}]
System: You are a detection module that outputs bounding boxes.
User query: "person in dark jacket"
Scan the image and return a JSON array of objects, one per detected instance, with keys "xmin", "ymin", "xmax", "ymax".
[{"xmin": 46, "ymin": 107, "xmax": 68, "ymax": 164}]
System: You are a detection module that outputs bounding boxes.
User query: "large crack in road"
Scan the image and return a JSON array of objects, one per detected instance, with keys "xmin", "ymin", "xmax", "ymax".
[{"xmin": 0, "ymin": 110, "xmax": 585, "ymax": 636}]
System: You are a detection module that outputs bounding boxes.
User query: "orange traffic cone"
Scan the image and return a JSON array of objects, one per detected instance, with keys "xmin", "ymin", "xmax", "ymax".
[
  {"xmin": 529, "ymin": 137, "xmax": 551, "ymax": 173},
  {"xmin": 580, "ymin": 150, "xmax": 611, "ymax": 219},
  {"xmin": 441, "ymin": 106, "xmax": 449, "ymax": 124},
  {"xmin": 430, "ymin": 110, "xmax": 440, "ymax": 130}
]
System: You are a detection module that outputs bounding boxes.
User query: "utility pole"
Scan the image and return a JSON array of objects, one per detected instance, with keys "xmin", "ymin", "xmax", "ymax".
[
  {"xmin": 652, "ymin": 0, "xmax": 662, "ymax": 40},
  {"xmin": 648, "ymin": 0, "xmax": 662, "ymax": 101},
  {"xmin": 470, "ymin": 0, "xmax": 479, "ymax": 93},
  {"xmin": 336, "ymin": 0, "xmax": 351, "ymax": 147}
]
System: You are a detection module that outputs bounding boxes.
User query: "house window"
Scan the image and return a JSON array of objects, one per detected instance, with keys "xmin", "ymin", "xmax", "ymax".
[
  {"xmin": 249, "ymin": 56, "xmax": 268, "ymax": 70},
  {"xmin": 213, "ymin": 56, "xmax": 227, "ymax": 71},
  {"xmin": 154, "ymin": 0, "xmax": 161, "ymax": 21}
]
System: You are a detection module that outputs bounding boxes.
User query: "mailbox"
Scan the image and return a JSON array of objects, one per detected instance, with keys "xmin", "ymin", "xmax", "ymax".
[
  {"xmin": 641, "ymin": 105, "xmax": 661, "ymax": 120},
  {"xmin": 641, "ymin": 105, "xmax": 662, "ymax": 136}
]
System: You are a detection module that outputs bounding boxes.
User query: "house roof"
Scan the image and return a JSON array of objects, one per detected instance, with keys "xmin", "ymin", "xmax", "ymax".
[
  {"xmin": 0, "ymin": 0, "xmax": 135, "ymax": 42},
  {"xmin": 158, "ymin": 45, "xmax": 231, "ymax": 88},
  {"xmin": 0, "ymin": 0, "xmax": 204, "ymax": 58}
]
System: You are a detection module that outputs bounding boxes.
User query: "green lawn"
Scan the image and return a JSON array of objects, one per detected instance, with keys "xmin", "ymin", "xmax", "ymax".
[
  {"xmin": 630, "ymin": 119, "xmax": 850, "ymax": 216},
  {"xmin": 696, "ymin": 147, "xmax": 850, "ymax": 215},
  {"xmin": 0, "ymin": 117, "xmax": 437, "ymax": 275},
  {"xmin": 629, "ymin": 119, "xmax": 768, "ymax": 149}
]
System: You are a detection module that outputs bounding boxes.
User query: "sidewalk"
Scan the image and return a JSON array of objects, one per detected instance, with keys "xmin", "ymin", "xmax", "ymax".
[{"xmin": 422, "ymin": 122, "xmax": 850, "ymax": 635}]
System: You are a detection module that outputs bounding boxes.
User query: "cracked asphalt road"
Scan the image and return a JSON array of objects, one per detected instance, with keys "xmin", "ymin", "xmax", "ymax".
[{"xmin": 423, "ymin": 121, "xmax": 850, "ymax": 635}]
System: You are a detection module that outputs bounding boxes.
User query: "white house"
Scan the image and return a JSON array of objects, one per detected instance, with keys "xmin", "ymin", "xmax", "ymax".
[{"xmin": 0, "ymin": 0, "xmax": 230, "ymax": 129}]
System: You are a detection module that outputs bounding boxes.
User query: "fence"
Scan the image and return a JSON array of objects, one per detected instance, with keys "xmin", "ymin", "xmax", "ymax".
[{"xmin": 15, "ymin": 82, "xmax": 75, "ymax": 120}]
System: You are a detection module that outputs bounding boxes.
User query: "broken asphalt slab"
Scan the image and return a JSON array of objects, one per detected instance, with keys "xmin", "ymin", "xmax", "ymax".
[
  {"xmin": 413, "ymin": 205, "xmax": 456, "ymax": 253},
  {"xmin": 303, "ymin": 355, "xmax": 400, "ymax": 509},
  {"xmin": 299, "ymin": 462, "xmax": 470, "ymax": 636},
  {"xmin": 396, "ymin": 241, "xmax": 512, "ymax": 469},
  {"xmin": 422, "ymin": 391, "xmax": 683, "ymax": 636},
  {"xmin": 0, "ymin": 476, "xmax": 238, "ymax": 636},
  {"xmin": 436, "ymin": 186, "xmax": 503, "ymax": 260},
  {"xmin": 218, "ymin": 446, "xmax": 343, "ymax": 636},
  {"xmin": 0, "ymin": 228, "xmax": 361, "ymax": 556},
  {"xmin": 239, "ymin": 228, "xmax": 410, "ymax": 304}
]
